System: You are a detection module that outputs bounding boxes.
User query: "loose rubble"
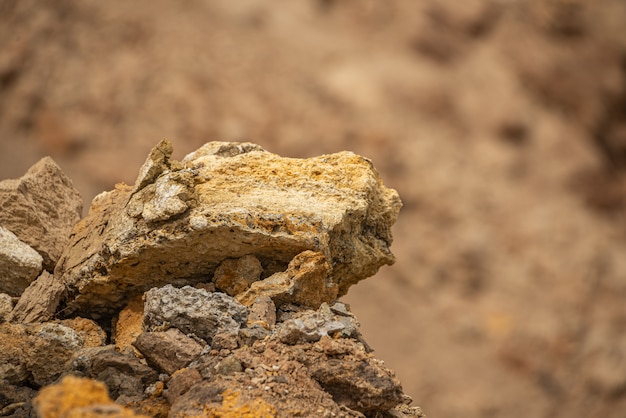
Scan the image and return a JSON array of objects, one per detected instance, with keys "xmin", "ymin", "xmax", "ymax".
[{"xmin": 0, "ymin": 141, "xmax": 425, "ymax": 417}]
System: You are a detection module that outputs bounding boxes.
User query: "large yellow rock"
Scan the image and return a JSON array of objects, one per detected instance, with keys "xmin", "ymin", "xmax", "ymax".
[{"xmin": 55, "ymin": 141, "xmax": 401, "ymax": 318}]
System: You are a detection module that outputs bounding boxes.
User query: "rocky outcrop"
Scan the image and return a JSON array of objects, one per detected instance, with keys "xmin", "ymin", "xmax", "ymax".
[
  {"xmin": 55, "ymin": 140, "xmax": 401, "ymax": 318},
  {"xmin": 0, "ymin": 141, "xmax": 424, "ymax": 417},
  {"xmin": 0, "ymin": 156, "xmax": 82, "ymax": 272}
]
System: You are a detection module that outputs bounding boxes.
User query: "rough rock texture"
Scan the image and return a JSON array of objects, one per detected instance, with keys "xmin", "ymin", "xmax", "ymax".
[
  {"xmin": 133, "ymin": 329, "xmax": 204, "ymax": 375},
  {"xmin": 213, "ymin": 254, "xmax": 263, "ymax": 297},
  {"xmin": 33, "ymin": 375, "xmax": 149, "ymax": 418},
  {"xmin": 8, "ymin": 270, "xmax": 65, "ymax": 323},
  {"xmin": 0, "ymin": 292, "xmax": 14, "ymax": 322},
  {"xmin": 143, "ymin": 285, "xmax": 248, "ymax": 343},
  {"xmin": 237, "ymin": 250, "xmax": 337, "ymax": 309},
  {"xmin": 0, "ymin": 157, "xmax": 82, "ymax": 271},
  {"xmin": 0, "ymin": 225, "xmax": 43, "ymax": 296},
  {"xmin": 55, "ymin": 141, "xmax": 401, "ymax": 318},
  {"xmin": 114, "ymin": 295, "xmax": 145, "ymax": 354},
  {"xmin": 0, "ymin": 141, "xmax": 422, "ymax": 417}
]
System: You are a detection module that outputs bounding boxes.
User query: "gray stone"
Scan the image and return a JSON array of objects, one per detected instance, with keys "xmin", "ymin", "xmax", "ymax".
[
  {"xmin": 8, "ymin": 271, "xmax": 65, "ymax": 323},
  {"xmin": 0, "ymin": 226, "xmax": 43, "ymax": 296},
  {"xmin": 55, "ymin": 140, "xmax": 401, "ymax": 317},
  {"xmin": 133, "ymin": 328, "xmax": 204, "ymax": 375},
  {"xmin": 143, "ymin": 285, "xmax": 248, "ymax": 343},
  {"xmin": 0, "ymin": 157, "xmax": 82, "ymax": 271},
  {"xmin": 277, "ymin": 303, "xmax": 361, "ymax": 345}
]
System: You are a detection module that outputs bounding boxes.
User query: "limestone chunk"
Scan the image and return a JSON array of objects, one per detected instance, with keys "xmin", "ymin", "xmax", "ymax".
[
  {"xmin": 55, "ymin": 141, "xmax": 401, "ymax": 318},
  {"xmin": 0, "ymin": 157, "xmax": 82, "ymax": 271},
  {"xmin": 0, "ymin": 226, "xmax": 43, "ymax": 296}
]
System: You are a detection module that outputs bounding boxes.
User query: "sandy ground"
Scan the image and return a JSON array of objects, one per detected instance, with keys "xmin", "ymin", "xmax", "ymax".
[{"xmin": 2, "ymin": 1, "xmax": 626, "ymax": 416}]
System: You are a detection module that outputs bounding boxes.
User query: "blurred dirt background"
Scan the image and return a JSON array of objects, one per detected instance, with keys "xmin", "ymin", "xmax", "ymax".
[{"xmin": 2, "ymin": 1, "xmax": 626, "ymax": 416}]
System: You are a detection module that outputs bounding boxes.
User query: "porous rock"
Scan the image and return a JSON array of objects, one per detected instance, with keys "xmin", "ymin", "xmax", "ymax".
[
  {"xmin": 133, "ymin": 328, "xmax": 204, "ymax": 375},
  {"xmin": 55, "ymin": 140, "xmax": 401, "ymax": 317},
  {"xmin": 143, "ymin": 285, "xmax": 248, "ymax": 343},
  {"xmin": 8, "ymin": 270, "xmax": 65, "ymax": 323},
  {"xmin": 0, "ymin": 226, "xmax": 43, "ymax": 296},
  {"xmin": 237, "ymin": 250, "xmax": 337, "ymax": 309},
  {"xmin": 0, "ymin": 156, "xmax": 82, "ymax": 271}
]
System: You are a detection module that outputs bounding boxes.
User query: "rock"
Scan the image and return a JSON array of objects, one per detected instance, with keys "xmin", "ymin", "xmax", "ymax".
[
  {"xmin": 0, "ymin": 157, "xmax": 82, "ymax": 271},
  {"xmin": 0, "ymin": 382, "xmax": 36, "ymax": 415},
  {"xmin": 213, "ymin": 254, "xmax": 263, "ymax": 296},
  {"xmin": 0, "ymin": 226, "xmax": 43, "ymax": 296},
  {"xmin": 133, "ymin": 328, "xmax": 204, "ymax": 375},
  {"xmin": 58, "ymin": 317, "xmax": 107, "ymax": 348},
  {"xmin": 165, "ymin": 368, "xmax": 203, "ymax": 405},
  {"xmin": 0, "ymin": 323, "xmax": 30, "ymax": 385},
  {"xmin": 247, "ymin": 295, "xmax": 277, "ymax": 330},
  {"xmin": 310, "ymin": 354, "xmax": 404, "ymax": 413},
  {"xmin": 114, "ymin": 295, "xmax": 145, "ymax": 354},
  {"xmin": 26, "ymin": 322, "xmax": 84, "ymax": 386},
  {"xmin": 143, "ymin": 285, "xmax": 248, "ymax": 343},
  {"xmin": 70, "ymin": 345, "xmax": 159, "ymax": 395},
  {"xmin": 237, "ymin": 250, "xmax": 337, "ymax": 309},
  {"xmin": 214, "ymin": 355, "xmax": 243, "ymax": 376},
  {"xmin": 55, "ymin": 141, "xmax": 401, "ymax": 317},
  {"xmin": 277, "ymin": 303, "xmax": 361, "ymax": 345},
  {"xmin": 33, "ymin": 375, "xmax": 149, "ymax": 418},
  {"xmin": 0, "ymin": 292, "xmax": 14, "ymax": 322},
  {"xmin": 7, "ymin": 271, "xmax": 65, "ymax": 323},
  {"xmin": 238, "ymin": 325, "xmax": 271, "ymax": 347}
]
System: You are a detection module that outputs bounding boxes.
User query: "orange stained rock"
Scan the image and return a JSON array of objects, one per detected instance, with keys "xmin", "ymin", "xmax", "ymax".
[
  {"xmin": 115, "ymin": 294, "xmax": 145, "ymax": 354},
  {"xmin": 204, "ymin": 390, "xmax": 277, "ymax": 418},
  {"xmin": 34, "ymin": 375, "xmax": 149, "ymax": 418}
]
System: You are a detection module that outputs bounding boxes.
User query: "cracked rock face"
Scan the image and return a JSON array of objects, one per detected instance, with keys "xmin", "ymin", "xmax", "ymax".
[
  {"xmin": 55, "ymin": 140, "xmax": 401, "ymax": 318},
  {"xmin": 0, "ymin": 140, "xmax": 423, "ymax": 417}
]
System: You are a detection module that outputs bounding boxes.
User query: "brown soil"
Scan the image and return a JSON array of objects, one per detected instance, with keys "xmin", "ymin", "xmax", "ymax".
[{"xmin": 2, "ymin": 1, "xmax": 626, "ymax": 416}]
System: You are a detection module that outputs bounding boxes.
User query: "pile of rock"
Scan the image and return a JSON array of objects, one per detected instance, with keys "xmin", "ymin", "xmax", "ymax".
[{"xmin": 0, "ymin": 141, "xmax": 423, "ymax": 417}]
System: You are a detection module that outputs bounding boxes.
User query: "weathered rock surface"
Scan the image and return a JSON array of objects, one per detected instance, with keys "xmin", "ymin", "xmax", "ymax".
[
  {"xmin": 8, "ymin": 270, "xmax": 65, "ymax": 323},
  {"xmin": 143, "ymin": 284, "xmax": 248, "ymax": 343},
  {"xmin": 0, "ymin": 141, "xmax": 424, "ymax": 417},
  {"xmin": 55, "ymin": 140, "xmax": 401, "ymax": 317},
  {"xmin": 0, "ymin": 292, "xmax": 14, "ymax": 322},
  {"xmin": 133, "ymin": 328, "xmax": 204, "ymax": 375},
  {"xmin": 213, "ymin": 254, "xmax": 263, "ymax": 296},
  {"xmin": 0, "ymin": 225, "xmax": 43, "ymax": 296},
  {"xmin": 0, "ymin": 156, "xmax": 82, "ymax": 271},
  {"xmin": 236, "ymin": 250, "xmax": 337, "ymax": 309},
  {"xmin": 277, "ymin": 302, "xmax": 361, "ymax": 345}
]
